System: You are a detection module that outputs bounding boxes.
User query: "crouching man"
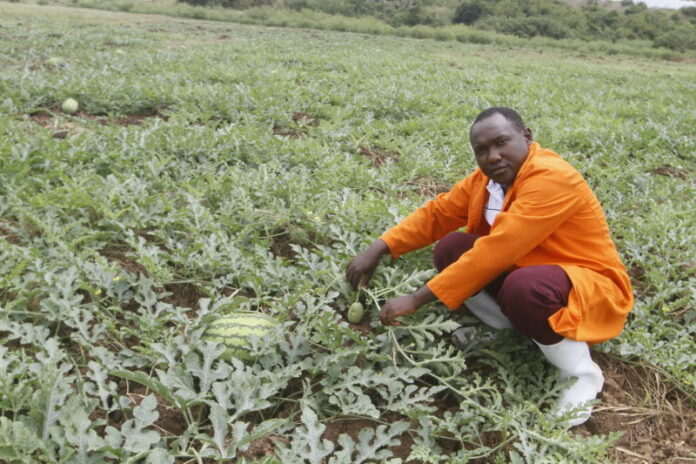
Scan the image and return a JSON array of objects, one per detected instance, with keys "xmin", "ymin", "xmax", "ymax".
[{"xmin": 346, "ymin": 107, "xmax": 633, "ymax": 427}]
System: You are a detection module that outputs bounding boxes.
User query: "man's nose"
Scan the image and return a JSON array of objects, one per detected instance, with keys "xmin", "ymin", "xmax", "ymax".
[{"xmin": 488, "ymin": 148, "xmax": 502, "ymax": 163}]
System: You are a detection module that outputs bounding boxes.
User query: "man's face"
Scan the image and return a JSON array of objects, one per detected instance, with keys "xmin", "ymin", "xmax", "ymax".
[{"xmin": 470, "ymin": 113, "xmax": 532, "ymax": 186}]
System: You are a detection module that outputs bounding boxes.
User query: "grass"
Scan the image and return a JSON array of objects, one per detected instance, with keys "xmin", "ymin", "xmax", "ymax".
[{"xmin": 0, "ymin": 2, "xmax": 694, "ymax": 463}]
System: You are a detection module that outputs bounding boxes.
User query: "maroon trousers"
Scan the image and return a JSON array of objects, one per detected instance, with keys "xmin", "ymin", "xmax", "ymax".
[{"xmin": 434, "ymin": 232, "xmax": 569, "ymax": 344}]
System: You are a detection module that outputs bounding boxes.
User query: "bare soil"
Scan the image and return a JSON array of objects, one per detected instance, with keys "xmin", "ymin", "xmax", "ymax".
[
  {"xmin": 404, "ymin": 175, "xmax": 451, "ymax": 197},
  {"xmin": 579, "ymin": 353, "xmax": 695, "ymax": 464},
  {"xmin": 28, "ymin": 106, "xmax": 169, "ymax": 136},
  {"xmin": 358, "ymin": 145, "xmax": 401, "ymax": 167},
  {"xmin": 649, "ymin": 165, "xmax": 692, "ymax": 182},
  {"xmin": 99, "ymin": 245, "xmax": 148, "ymax": 275},
  {"xmin": 0, "ymin": 219, "xmax": 22, "ymax": 245}
]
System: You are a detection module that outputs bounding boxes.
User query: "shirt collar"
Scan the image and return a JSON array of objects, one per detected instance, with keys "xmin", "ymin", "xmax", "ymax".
[{"xmin": 487, "ymin": 179, "xmax": 508, "ymax": 195}]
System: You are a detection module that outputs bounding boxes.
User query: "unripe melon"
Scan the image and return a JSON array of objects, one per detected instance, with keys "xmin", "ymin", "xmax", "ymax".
[
  {"xmin": 347, "ymin": 302, "xmax": 364, "ymax": 324},
  {"xmin": 61, "ymin": 98, "xmax": 79, "ymax": 114},
  {"xmin": 202, "ymin": 312, "xmax": 277, "ymax": 361}
]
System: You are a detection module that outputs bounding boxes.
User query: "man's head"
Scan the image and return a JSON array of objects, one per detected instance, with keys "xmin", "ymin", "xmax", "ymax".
[{"xmin": 469, "ymin": 107, "xmax": 532, "ymax": 186}]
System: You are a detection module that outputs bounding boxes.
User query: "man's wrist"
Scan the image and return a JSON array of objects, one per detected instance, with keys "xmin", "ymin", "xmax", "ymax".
[
  {"xmin": 411, "ymin": 285, "xmax": 437, "ymax": 307},
  {"xmin": 369, "ymin": 238, "xmax": 390, "ymax": 257}
]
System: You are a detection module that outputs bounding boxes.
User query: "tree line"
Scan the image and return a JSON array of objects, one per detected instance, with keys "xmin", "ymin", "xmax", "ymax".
[{"xmin": 177, "ymin": 0, "xmax": 696, "ymax": 51}]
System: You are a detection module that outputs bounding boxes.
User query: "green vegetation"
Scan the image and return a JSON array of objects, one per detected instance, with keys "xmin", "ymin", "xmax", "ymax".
[
  {"xmin": 1, "ymin": 3, "xmax": 694, "ymax": 463},
  {"xmin": 175, "ymin": 0, "xmax": 696, "ymax": 50},
  {"xmin": 18, "ymin": 0, "xmax": 696, "ymax": 60},
  {"xmin": 453, "ymin": 0, "xmax": 696, "ymax": 44}
]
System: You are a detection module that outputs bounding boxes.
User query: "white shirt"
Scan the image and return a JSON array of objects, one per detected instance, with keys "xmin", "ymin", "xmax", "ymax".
[{"xmin": 484, "ymin": 179, "xmax": 507, "ymax": 226}]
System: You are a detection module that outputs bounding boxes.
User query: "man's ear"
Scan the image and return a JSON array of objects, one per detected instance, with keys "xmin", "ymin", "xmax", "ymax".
[{"xmin": 524, "ymin": 128, "xmax": 533, "ymax": 144}]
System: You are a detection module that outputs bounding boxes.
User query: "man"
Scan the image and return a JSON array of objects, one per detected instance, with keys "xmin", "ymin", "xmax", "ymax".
[{"xmin": 346, "ymin": 107, "xmax": 633, "ymax": 427}]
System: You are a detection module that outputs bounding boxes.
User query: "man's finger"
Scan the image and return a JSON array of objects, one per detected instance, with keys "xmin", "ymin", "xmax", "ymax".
[
  {"xmin": 379, "ymin": 306, "xmax": 389, "ymax": 325},
  {"xmin": 346, "ymin": 266, "xmax": 359, "ymax": 289},
  {"xmin": 358, "ymin": 274, "xmax": 368, "ymax": 288}
]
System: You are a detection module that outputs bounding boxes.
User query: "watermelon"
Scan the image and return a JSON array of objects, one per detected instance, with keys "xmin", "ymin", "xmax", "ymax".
[
  {"xmin": 61, "ymin": 98, "xmax": 79, "ymax": 114},
  {"xmin": 202, "ymin": 312, "xmax": 277, "ymax": 361},
  {"xmin": 347, "ymin": 301, "xmax": 364, "ymax": 324}
]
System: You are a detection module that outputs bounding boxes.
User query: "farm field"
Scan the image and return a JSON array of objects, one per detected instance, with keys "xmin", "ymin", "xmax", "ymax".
[{"xmin": 1, "ymin": 2, "xmax": 695, "ymax": 463}]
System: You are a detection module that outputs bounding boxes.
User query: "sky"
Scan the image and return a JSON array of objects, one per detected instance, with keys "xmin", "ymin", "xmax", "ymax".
[{"xmin": 634, "ymin": 0, "xmax": 696, "ymax": 8}]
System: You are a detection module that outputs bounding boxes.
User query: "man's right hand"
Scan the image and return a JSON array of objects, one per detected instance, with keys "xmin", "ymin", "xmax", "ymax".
[{"xmin": 346, "ymin": 239, "xmax": 390, "ymax": 289}]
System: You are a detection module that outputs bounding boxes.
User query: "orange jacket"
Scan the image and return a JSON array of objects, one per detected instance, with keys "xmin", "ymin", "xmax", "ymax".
[{"xmin": 381, "ymin": 142, "xmax": 633, "ymax": 343}]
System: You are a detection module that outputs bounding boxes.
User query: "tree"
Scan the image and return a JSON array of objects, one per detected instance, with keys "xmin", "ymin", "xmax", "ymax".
[{"xmin": 453, "ymin": 0, "xmax": 491, "ymax": 25}]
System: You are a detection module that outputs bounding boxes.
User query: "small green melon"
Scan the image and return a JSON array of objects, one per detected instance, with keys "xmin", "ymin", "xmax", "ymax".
[
  {"xmin": 61, "ymin": 98, "xmax": 79, "ymax": 114},
  {"xmin": 347, "ymin": 302, "xmax": 364, "ymax": 324}
]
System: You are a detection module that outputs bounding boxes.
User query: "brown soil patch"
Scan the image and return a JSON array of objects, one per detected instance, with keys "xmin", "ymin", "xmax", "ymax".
[
  {"xmin": 270, "ymin": 230, "xmax": 297, "ymax": 260},
  {"xmin": 577, "ymin": 353, "xmax": 696, "ymax": 464},
  {"xmin": 273, "ymin": 125, "xmax": 305, "ymax": 139},
  {"xmin": 238, "ymin": 435, "xmax": 287, "ymax": 462},
  {"xmin": 628, "ymin": 262, "xmax": 648, "ymax": 295},
  {"xmin": 404, "ymin": 175, "xmax": 451, "ymax": 197},
  {"xmin": 0, "ymin": 220, "xmax": 22, "ymax": 245},
  {"xmin": 358, "ymin": 145, "xmax": 401, "ymax": 167},
  {"xmin": 291, "ymin": 111, "xmax": 318, "ymax": 126},
  {"xmin": 120, "ymin": 380, "xmax": 189, "ymax": 436},
  {"xmin": 269, "ymin": 224, "xmax": 331, "ymax": 260},
  {"xmin": 273, "ymin": 111, "xmax": 319, "ymax": 139},
  {"xmin": 345, "ymin": 313, "xmax": 374, "ymax": 336},
  {"xmin": 29, "ymin": 110, "xmax": 89, "ymax": 137},
  {"xmin": 162, "ymin": 282, "xmax": 206, "ymax": 310},
  {"xmin": 28, "ymin": 106, "xmax": 169, "ymax": 133},
  {"xmin": 649, "ymin": 165, "xmax": 692, "ymax": 182},
  {"xmin": 29, "ymin": 110, "xmax": 53, "ymax": 126},
  {"xmin": 99, "ymin": 245, "xmax": 148, "ymax": 275},
  {"xmin": 114, "ymin": 106, "xmax": 169, "ymax": 126}
]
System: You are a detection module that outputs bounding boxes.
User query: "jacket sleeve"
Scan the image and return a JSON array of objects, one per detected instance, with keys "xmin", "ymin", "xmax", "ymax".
[
  {"xmin": 427, "ymin": 166, "xmax": 585, "ymax": 309},
  {"xmin": 380, "ymin": 173, "xmax": 476, "ymax": 258}
]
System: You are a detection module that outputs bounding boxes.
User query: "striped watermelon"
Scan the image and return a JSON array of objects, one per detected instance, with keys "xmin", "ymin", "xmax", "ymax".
[{"xmin": 202, "ymin": 312, "xmax": 278, "ymax": 361}]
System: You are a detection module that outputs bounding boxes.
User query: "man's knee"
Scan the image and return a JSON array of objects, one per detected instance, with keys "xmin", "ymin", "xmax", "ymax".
[
  {"xmin": 433, "ymin": 232, "xmax": 479, "ymax": 272},
  {"xmin": 499, "ymin": 266, "xmax": 570, "ymax": 311},
  {"xmin": 498, "ymin": 266, "xmax": 571, "ymax": 343}
]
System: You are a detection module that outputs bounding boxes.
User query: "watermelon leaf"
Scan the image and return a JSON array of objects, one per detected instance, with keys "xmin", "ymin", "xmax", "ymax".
[
  {"xmin": 58, "ymin": 396, "xmax": 105, "ymax": 464},
  {"xmin": 276, "ymin": 404, "xmax": 334, "ymax": 464},
  {"xmin": 109, "ymin": 370, "xmax": 176, "ymax": 406},
  {"xmin": 331, "ymin": 421, "xmax": 410, "ymax": 464},
  {"xmin": 120, "ymin": 395, "xmax": 160, "ymax": 454},
  {"xmin": 209, "ymin": 400, "xmax": 286, "ymax": 458},
  {"xmin": 185, "ymin": 341, "xmax": 229, "ymax": 395},
  {"xmin": 0, "ymin": 417, "xmax": 43, "ymax": 463},
  {"xmin": 209, "ymin": 403, "xmax": 230, "ymax": 457}
]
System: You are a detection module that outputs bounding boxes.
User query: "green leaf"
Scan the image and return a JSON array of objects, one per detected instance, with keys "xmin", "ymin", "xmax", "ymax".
[
  {"xmin": 109, "ymin": 370, "xmax": 176, "ymax": 406},
  {"xmin": 121, "ymin": 395, "xmax": 161, "ymax": 454},
  {"xmin": 0, "ymin": 417, "xmax": 42, "ymax": 463}
]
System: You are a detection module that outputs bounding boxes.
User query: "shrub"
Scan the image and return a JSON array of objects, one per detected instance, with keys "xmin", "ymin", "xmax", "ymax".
[
  {"xmin": 654, "ymin": 24, "xmax": 696, "ymax": 51},
  {"xmin": 179, "ymin": 0, "xmax": 276, "ymax": 7},
  {"xmin": 453, "ymin": 0, "xmax": 490, "ymax": 25},
  {"xmin": 682, "ymin": 6, "xmax": 696, "ymax": 25},
  {"xmin": 483, "ymin": 15, "xmax": 570, "ymax": 39}
]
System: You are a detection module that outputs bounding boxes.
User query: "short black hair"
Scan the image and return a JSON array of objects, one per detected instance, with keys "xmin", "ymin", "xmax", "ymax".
[{"xmin": 471, "ymin": 107, "xmax": 526, "ymax": 132}]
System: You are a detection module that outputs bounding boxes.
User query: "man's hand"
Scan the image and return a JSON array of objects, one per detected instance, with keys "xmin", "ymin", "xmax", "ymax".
[
  {"xmin": 346, "ymin": 239, "xmax": 390, "ymax": 289},
  {"xmin": 379, "ymin": 286, "xmax": 438, "ymax": 326},
  {"xmin": 379, "ymin": 295, "xmax": 418, "ymax": 326}
]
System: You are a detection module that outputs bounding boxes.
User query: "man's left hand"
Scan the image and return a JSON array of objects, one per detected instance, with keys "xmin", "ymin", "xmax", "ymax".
[
  {"xmin": 379, "ymin": 295, "xmax": 418, "ymax": 326},
  {"xmin": 379, "ymin": 286, "xmax": 438, "ymax": 326}
]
